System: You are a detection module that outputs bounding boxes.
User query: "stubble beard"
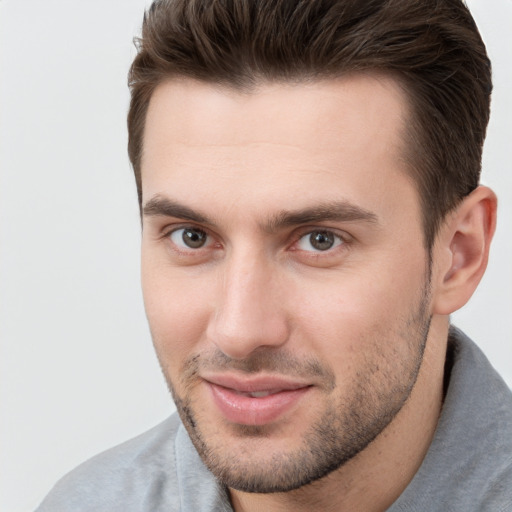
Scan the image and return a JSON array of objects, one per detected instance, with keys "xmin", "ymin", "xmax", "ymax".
[{"xmin": 159, "ymin": 283, "xmax": 432, "ymax": 493}]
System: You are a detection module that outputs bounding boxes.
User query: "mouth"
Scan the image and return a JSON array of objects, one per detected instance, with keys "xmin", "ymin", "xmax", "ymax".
[
  {"xmin": 202, "ymin": 374, "xmax": 313, "ymax": 426},
  {"xmin": 233, "ymin": 389, "xmax": 283, "ymax": 398}
]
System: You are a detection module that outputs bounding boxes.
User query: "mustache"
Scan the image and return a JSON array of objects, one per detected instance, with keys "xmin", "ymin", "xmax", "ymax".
[{"xmin": 180, "ymin": 348, "xmax": 336, "ymax": 388}]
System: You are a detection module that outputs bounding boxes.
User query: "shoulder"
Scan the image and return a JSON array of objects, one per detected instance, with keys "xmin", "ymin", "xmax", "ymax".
[
  {"xmin": 433, "ymin": 329, "xmax": 512, "ymax": 509},
  {"xmin": 390, "ymin": 328, "xmax": 512, "ymax": 511},
  {"xmin": 36, "ymin": 414, "xmax": 182, "ymax": 512},
  {"xmin": 480, "ymin": 462, "xmax": 512, "ymax": 512}
]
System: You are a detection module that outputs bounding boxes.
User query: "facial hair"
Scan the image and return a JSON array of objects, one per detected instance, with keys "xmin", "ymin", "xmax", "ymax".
[{"xmin": 158, "ymin": 282, "xmax": 432, "ymax": 493}]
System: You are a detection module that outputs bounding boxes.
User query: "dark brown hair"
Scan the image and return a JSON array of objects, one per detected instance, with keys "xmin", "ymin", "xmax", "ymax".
[{"xmin": 128, "ymin": 0, "xmax": 492, "ymax": 248}]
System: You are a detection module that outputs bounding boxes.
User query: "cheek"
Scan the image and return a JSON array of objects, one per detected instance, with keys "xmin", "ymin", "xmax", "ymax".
[
  {"xmin": 141, "ymin": 260, "xmax": 213, "ymax": 369},
  {"xmin": 291, "ymin": 258, "xmax": 427, "ymax": 372}
]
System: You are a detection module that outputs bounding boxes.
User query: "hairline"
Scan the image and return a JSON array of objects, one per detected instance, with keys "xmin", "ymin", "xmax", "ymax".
[{"xmin": 136, "ymin": 70, "xmax": 439, "ymax": 250}]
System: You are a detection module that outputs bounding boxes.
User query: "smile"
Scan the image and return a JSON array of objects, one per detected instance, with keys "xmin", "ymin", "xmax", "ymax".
[{"xmin": 203, "ymin": 374, "xmax": 313, "ymax": 426}]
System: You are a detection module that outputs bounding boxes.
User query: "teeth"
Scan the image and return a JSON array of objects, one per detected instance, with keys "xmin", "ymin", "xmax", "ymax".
[
  {"xmin": 236, "ymin": 390, "xmax": 275, "ymax": 398},
  {"xmin": 248, "ymin": 391, "xmax": 272, "ymax": 398}
]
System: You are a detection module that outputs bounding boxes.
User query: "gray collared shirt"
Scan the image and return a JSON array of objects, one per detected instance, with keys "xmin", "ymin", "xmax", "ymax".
[{"xmin": 36, "ymin": 328, "xmax": 512, "ymax": 511}]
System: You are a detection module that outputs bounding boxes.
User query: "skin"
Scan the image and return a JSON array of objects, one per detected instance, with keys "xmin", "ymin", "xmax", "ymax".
[{"xmin": 140, "ymin": 75, "xmax": 497, "ymax": 512}]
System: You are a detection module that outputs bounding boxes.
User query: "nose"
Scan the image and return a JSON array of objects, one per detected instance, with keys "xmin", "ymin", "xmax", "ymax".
[{"xmin": 206, "ymin": 251, "xmax": 290, "ymax": 360}]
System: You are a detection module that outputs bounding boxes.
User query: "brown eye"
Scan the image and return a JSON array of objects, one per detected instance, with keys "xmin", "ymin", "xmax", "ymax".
[{"xmin": 170, "ymin": 227, "xmax": 208, "ymax": 249}]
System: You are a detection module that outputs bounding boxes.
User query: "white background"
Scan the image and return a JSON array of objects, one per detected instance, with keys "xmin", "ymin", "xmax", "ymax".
[{"xmin": 0, "ymin": 1, "xmax": 510, "ymax": 510}]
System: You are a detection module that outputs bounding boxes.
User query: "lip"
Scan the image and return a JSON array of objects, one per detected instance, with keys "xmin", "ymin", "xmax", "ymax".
[{"xmin": 203, "ymin": 374, "xmax": 312, "ymax": 426}]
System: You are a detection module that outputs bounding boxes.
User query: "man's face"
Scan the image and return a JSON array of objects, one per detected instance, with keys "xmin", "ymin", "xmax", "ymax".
[{"xmin": 141, "ymin": 76, "xmax": 432, "ymax": 492}]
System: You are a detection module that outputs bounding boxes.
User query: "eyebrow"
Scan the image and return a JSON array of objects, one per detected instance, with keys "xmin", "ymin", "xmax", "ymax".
[
  {"xmin": 264, "ymin": 202, "xmax": 379, "ymax": 232},
  {"xmin": 143, "ymin": 196, "xmax": 210, "ymax": 224},
  {"xmin": 143, "ymin": 195, "xmax": 379, "ymax": 230}
]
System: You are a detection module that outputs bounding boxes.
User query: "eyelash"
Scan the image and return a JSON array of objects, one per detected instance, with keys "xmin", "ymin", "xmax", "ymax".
[
  {"xmin": 163, "ymin": 225, "xmax": 218, "ymax": 254},
  {"xmin": 162, "ymin": 225, "xmax": 351, "ymax": 259}
]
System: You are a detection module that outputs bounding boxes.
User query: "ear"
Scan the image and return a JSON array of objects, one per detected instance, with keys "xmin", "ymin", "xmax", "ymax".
[{"xmin": 432, "ymin": 186, "xmax": 497, "ymax": 315}]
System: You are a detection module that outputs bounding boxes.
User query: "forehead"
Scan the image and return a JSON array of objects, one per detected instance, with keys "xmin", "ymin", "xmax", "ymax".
[
  {"xmin": 141, "ymin": 75, "xmax": 417, "ymax": 222},
  {"xmin": 143, "ymin": 74, "xmax": 409, "ymax": 157}
]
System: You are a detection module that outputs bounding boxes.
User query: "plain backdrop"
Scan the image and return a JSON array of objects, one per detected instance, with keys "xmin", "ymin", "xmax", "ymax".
[{"xmin": 0, "ymin": 1, "xmax": 510, "ymax": 510}]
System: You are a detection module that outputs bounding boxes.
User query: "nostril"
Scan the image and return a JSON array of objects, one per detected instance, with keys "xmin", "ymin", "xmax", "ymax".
[{"xmin": 206, "ymin": 308, "xmax": 289, "ymax": 360}]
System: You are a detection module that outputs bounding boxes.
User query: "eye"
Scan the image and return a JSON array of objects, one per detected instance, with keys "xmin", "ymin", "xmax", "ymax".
[
  {"xmin": 296, "ymin": 230, "xmax": 343, "ymax": 252},
  {"xmin": 169, "ymin": 227, "xmax": 209, "ymax": 249}
]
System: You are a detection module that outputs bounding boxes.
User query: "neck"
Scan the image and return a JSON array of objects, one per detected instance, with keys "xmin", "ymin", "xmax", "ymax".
[{"xmin": 230, "ymin": 316, "xmax": 448, "ymax": 512}]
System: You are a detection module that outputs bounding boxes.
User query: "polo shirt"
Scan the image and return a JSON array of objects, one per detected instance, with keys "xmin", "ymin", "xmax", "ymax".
[{"xmin": 36, "ymin": 328, "xmax": 512, "ymax": 511}]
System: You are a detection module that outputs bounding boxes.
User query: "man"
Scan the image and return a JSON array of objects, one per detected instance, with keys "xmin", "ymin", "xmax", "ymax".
[{"xmin": 37, "ymin": 0, "xmax": 512, "ymax": 510}]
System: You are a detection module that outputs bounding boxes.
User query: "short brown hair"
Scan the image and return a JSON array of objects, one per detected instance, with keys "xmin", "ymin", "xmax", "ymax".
[{"xmin": 128, "ymin": 0, "xmax": 492, "ymax": 248}]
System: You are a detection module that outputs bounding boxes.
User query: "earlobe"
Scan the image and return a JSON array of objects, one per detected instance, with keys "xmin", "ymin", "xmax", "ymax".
[{"xmin": 432, "ymin": 186, "xmax": 497, "ymax": 315}]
